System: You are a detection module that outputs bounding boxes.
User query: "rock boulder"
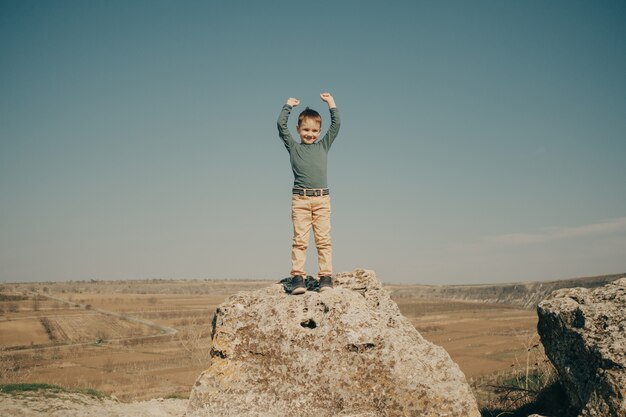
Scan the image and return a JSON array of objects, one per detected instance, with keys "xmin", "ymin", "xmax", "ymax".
[
  {"xmin": 187, "ymin": 269, "xmax": 480, "ymax": 417},
  {"xmin": 537, "ymin": 277, "xmax": 626, "ymax": 417}
]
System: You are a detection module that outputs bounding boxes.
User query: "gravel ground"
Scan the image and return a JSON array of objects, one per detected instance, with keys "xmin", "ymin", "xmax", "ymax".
[{"xmin": 0, "ymin": 392, "xmax": 187, "ymax": 417}]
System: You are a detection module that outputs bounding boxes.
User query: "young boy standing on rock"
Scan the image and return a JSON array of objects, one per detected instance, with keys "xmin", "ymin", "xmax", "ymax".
[{"xmin": 277, "ymin": 93, "xmax": 340, "ymax": 295}]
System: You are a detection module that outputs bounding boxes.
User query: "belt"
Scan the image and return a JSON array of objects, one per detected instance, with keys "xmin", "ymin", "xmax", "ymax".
[{"xmin": 292, "ymin": 188, "xmax": 329, "ymax": 196}]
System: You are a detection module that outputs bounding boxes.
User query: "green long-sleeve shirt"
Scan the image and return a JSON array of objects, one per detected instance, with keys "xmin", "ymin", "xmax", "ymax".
[{"xmin": 277, "ymin": 104, "xmax": 341, "ymax": 189}]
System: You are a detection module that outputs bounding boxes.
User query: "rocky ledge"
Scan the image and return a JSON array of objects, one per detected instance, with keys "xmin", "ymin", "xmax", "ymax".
[
  {"xmin": 186, "ymin": 269, "xmax": 480, "ymax": 417},
  {"xmin": 538, "ymin": 277, "xmax": 626, "ymax": 417}
]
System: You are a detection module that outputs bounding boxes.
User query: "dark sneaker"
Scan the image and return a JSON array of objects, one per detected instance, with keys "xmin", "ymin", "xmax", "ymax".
[
  {"xmin": 291, "ymin": 275, "xmax": 306, "ymax": 295},
  {"xmin": 319, "ymin": 275, "xmax": 333, "ymax": 292},
  {"xmin": 305, "ymin": 275, "xmax": 319, "ymax": 292}
]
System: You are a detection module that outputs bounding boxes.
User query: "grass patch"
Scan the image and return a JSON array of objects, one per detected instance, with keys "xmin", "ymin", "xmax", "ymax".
[
  {"xmin": 472, "ymin": 333, "xmax": 572, "ymax": 416},
  {"xmin": 480, "ymin": 379, "xmax": 575, "ymax": 417},
  {"xmin": 164, "ymin": 392, "xmax": 188, "ymax": 400},
  {"xmin": 500, "ymin": 369, "xmax": 552, "ymax": 394},
  {"xmin": 0, "ymin": 383, "xmax": 105, "ymax": 399},
  {"xmin": 475, "ymin": 368, "xmax": 577, "ymax": 417}
]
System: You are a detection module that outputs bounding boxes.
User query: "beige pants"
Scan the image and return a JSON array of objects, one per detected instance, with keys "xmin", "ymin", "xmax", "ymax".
[{"xmin": 290, "ymin": 194, "xmax": 332, "ymax": 277}]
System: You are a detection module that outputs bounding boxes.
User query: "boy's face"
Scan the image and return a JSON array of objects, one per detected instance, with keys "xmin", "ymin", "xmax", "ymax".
[{"xmin": 296, "ymin": 118, "xmax": 321, "ymax": 144}]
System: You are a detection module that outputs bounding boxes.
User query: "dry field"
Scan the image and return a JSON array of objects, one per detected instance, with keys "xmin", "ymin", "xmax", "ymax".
[{"xmin": 0, "ymin": 279, "xmax": 545, "ymax": 406}]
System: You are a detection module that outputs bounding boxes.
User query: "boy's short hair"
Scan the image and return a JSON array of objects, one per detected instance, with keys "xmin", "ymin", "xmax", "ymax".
[{"xmin": 298, "ymin": 107, "xmax": 322, "ymax": 127}]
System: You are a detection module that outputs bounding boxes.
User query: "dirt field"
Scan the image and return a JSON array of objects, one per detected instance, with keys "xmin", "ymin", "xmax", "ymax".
[
  {"xmin": 0, "ymin": 279, "xmax": 543, "ymax": 403},
  {"xmin": 396, "ymin": 298, "xmax": 540, "ymax": 378}
]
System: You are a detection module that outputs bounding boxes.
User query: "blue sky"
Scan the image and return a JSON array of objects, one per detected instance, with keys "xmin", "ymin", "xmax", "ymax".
[{"xmin": 1, "ymin": 0, "xmax": 625, "ymax": 284}]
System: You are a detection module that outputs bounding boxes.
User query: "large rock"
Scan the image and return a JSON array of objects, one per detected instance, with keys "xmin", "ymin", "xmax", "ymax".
[
  {"xmin": 187, "ymin": 269, "xmax": 480, "ymax": 417},
  {"xmin": 537, "ymin": 277, "xmax": 626, "ymax": 417}
]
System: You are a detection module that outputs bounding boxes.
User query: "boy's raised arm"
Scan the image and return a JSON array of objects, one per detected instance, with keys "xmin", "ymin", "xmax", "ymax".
[
  {"xmin": 319, "ymin": 93, "xmax": 340, "ymax": 150},
  {"xmin": 277, "ymin": 97, "xmax": 299, "ymax": 149}
]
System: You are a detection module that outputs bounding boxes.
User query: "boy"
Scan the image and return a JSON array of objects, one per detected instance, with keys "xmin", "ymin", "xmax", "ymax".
[{"xmin": 277, "ymin": 93, "xmax": 340, "ymax": 295}]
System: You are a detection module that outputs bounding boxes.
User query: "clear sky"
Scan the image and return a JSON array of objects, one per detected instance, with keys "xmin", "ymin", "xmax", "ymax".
[{"xmin": 1, "ymin": 0, "xmax": 625, "ymax": 284}]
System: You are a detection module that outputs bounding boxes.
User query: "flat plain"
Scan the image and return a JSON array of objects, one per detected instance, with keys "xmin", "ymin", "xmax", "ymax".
[{"xmin": 0, "ymin": 279, "xmax": 542, "ymax": 404}]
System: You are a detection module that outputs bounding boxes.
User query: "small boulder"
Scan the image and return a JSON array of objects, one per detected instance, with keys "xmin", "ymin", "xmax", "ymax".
[
  {"xmin": 187, "ymin": 269, "xmax": 480, "ymax": 417},
  {"xmin": 537, "ymin": 277, "xmax": 626, "ymax": 417}
]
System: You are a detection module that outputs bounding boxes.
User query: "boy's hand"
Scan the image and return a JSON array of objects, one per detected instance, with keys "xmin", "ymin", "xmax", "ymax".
[
  {"xmin": 320, "ymin": 93, "xmax": 336, "ymax": 108},
  {"xmin": 286, "ymin": 98, "xmax": 300, "ymax": 107}
]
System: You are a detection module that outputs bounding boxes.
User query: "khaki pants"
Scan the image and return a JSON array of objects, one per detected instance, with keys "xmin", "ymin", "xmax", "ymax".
[{"xmin": 290, "ymin": 194, "xmax": 332, "ymax": 277}]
